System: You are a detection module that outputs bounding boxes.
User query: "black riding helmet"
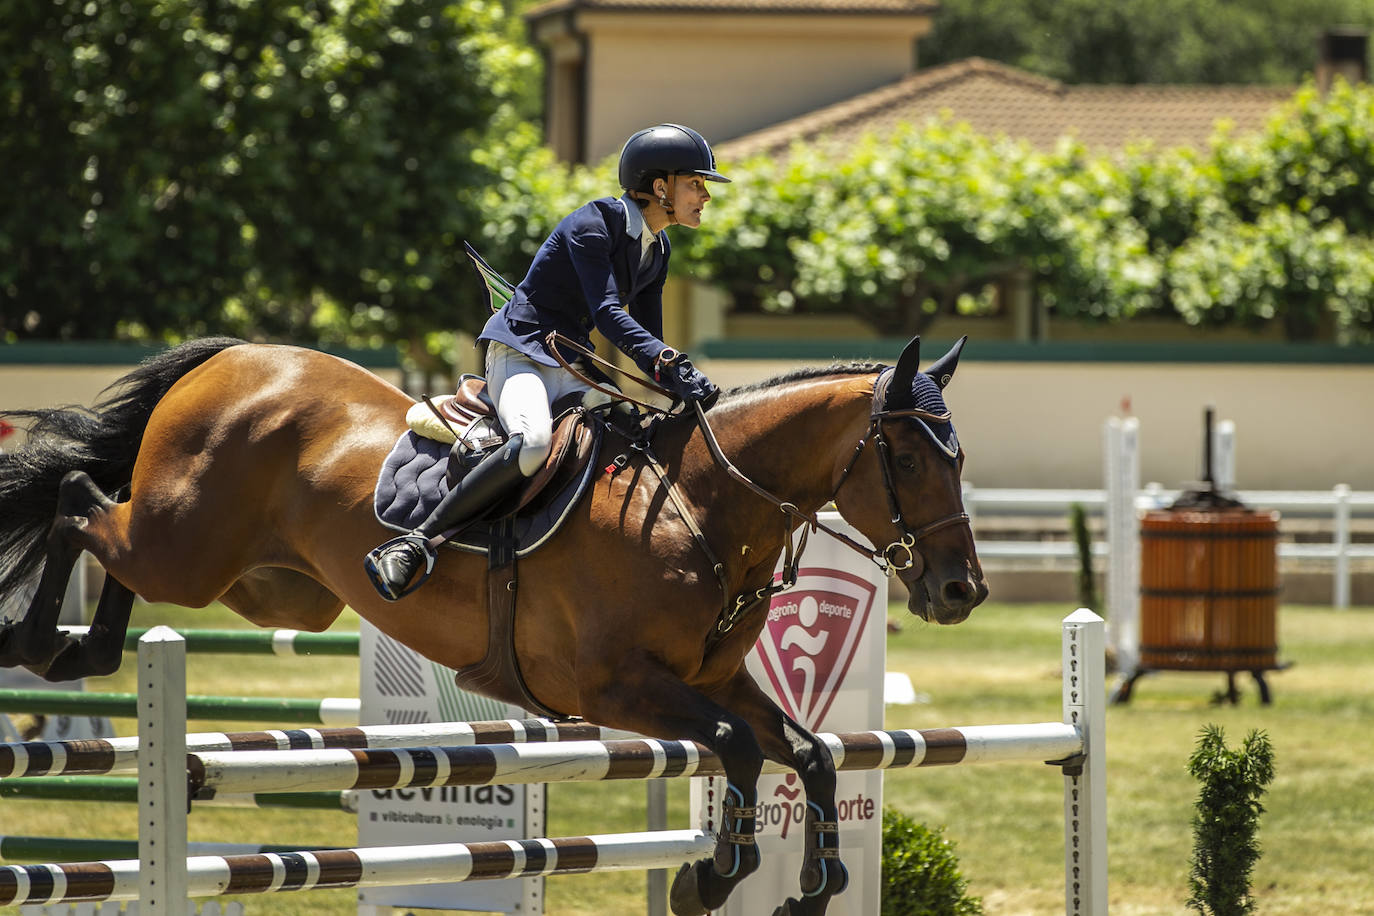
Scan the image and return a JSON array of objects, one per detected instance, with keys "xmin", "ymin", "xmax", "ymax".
[{"xmin": 618, "ymin": 124, "xmax": 731, "ymax": 193}]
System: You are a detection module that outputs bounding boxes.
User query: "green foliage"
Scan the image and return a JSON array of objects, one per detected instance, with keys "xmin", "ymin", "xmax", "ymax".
[
  {"xmin": 0, "ymin": 0, "xmax": 538, "ymax": 350},
  {"xmin": 1166, "ymin": 206, "xmax": 1374, "ymax": 340},
  {"xmin": 920, "ymin": 0, "xmax": 1372, "ymax": 85},
  {"xmin": 692, "ymin": 121, "xmax": 1159, "ymax": 335},
  {"xmin": 10, "ymin": 3, "xmax": 1374, "ymax": 358},
  {"xmin": 1069, "ymin": 503, "xmax": 1098, "ymax": 612},
  {"xmin": 1186, "ymin": 726, "xmax": 1276, "ymax": 916},
  {"xmin": 881, "ymin": 806, "xmax": 983, "ymax": 916},
  {"xmin": 686, "ymin": 83, "xmax": 1374, "ymax": 344}
]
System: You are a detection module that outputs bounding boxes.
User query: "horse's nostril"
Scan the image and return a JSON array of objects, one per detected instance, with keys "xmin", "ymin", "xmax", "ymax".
[{"xmin": 942, "ymin": 579, "xmax": 972, "ymax": 604}]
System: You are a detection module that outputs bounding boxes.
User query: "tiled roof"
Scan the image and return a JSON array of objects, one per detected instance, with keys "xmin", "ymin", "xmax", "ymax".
[
  {"xmin": 717, "ymin": 58, "xmax": 1294, "ymax": 158},
  {"xmin": 525, "ymin": 0, "xmax": 936, "ymax": 21}
]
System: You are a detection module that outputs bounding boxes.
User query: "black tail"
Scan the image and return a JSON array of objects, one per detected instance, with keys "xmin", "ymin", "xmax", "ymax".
[{"xmin": 0, "ymin": 337, "xmax": 246, "ymax": 600}]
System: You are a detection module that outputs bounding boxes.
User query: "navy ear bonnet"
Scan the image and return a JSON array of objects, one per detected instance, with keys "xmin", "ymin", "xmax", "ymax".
[
  {"xmin": 881, "ymin": 336, "xmax": 965, "ymax": 461},
  {"xmin": 907, "ymin": 373, "xmax": 959, "ymax": 459}
]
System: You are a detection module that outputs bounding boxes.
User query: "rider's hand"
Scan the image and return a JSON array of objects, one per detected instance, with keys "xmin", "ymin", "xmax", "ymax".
[{"xmin": 660, "ymin": 352, "xmax": 719, "ymax": 410}]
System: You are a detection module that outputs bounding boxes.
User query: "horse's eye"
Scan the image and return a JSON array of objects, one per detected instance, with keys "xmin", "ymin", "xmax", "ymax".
[{"xmin": 896, "ymin": 454, "xmax": 917, "ymax": 472}]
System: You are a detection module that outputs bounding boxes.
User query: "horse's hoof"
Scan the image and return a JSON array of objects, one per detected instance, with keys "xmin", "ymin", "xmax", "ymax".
[{"xmin": 669, "ymin": 862, "xmax": 709, "ymax": 916}]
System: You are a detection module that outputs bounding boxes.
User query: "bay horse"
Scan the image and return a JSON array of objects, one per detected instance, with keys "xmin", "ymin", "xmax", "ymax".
[{"xmin": 0, "ymin": 334, "xmax": 986, "ymax": 916}]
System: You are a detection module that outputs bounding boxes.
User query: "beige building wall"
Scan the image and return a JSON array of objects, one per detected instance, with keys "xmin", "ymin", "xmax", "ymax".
[
  {"xmin": 6, "ymin": 357, "xmax": 1368, "ymax": 492},
  {"xmin": 533, "ymin": 11, "xmax": 932, "ymax": 163},
  {"xmin": 698, "ymin": 357, "xmax": 1374, "ymax": 492}
]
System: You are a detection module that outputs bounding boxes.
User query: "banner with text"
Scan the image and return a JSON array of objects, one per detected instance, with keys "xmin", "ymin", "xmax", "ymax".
[
  {"xmin": 691, "ymin": 512, "xmax": 887, "ymax": 916},
  {"xmin": 357, "ymin": 622, "xmax": 544, "ymax": 914}
]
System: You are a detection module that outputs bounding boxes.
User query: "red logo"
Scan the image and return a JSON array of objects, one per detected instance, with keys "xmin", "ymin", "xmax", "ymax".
[{"xmin": 750, "ymin": 568, "xmax": 877, "ymax": 730}]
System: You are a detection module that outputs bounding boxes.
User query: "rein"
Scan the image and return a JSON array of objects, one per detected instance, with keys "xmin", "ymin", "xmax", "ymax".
[
  {"xmin": 544, "ymin": 332, "xmax": 676, "ymax": 414},
  {"xmin": 539, "ymin": 335, "xmax": 970, "ymax": 638}
]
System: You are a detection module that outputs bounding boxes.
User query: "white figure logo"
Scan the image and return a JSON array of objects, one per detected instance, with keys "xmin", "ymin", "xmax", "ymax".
[{"xmin": 779, "ymin": 596, "xmax": 828, "ymax": 723}]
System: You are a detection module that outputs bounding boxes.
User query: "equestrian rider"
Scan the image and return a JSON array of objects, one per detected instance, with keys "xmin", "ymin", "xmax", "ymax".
[{"xmin": 364, "ymin": 123, "xmax": 730, "ymax": 600}]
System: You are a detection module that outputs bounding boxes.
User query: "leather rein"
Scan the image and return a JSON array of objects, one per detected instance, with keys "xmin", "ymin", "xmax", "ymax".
[{"xmin": 543, "ymin": 332, "xmax": 971, "ymax": 638}]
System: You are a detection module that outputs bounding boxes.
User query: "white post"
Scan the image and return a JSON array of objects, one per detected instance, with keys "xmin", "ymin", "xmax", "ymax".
[
  {"xmin": 1212, "ymin": 419, "xmax": 1236, "ymax": 493},
  {"xmin": 1103, "ymin": 417, "xmax": 1140, "ymax": 675},
  {"xmin": 138, "ymin": 627, "xmax": 188, "ymax": 914},
  {"xmin": 1334, "ymin": 484, "xmax": 1352, "ymax": 610},
  {"xmin": 1062, "ymin": 610, "xmax": 1107, "ymax": 916}
]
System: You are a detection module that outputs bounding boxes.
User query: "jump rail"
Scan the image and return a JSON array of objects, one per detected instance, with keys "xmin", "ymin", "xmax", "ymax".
[
  {"xmin": 0, "ymin": 830, "xmax": 717, "ymax": 905},
  {"xmin": 0, "ymin": 687, "xmax": 360, "ymax": 725},
  {"xmin": 58, "ymin": 626, "xmax": 361, "ymax": 656},
  {"xmin": 1, "ymin": 718, "xmax": 634, "ymax": 778},
  {"xmin": 183, "ymin": 725, "xmax": 1083, "ymax": 796},
  {"xmin": 0, "ymin": 613, "xmax": 1107, "ymax": 916}
]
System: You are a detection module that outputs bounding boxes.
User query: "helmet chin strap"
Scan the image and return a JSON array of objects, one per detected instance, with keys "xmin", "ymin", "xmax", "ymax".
[{"xmin": 657, "ymin": 175, "xmax": 679, "ymax": 226}]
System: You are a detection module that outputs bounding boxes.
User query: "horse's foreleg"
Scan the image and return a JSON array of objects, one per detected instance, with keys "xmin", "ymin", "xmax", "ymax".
[
  {"xmin": 577, "ymin": 657, "xmax": 763, "ymax": 916},
  {"xmin": 719, "ymin": 676, "xmax": 849, "ymax": 916},
  {"xmin": 0, "ymin": 472, "xmax": 111, "ymax": 672}
]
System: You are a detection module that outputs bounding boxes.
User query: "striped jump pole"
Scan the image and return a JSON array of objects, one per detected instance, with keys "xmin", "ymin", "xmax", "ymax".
[
  {"xmin": 0, "ymin": 688, "xmax": 360, "ymax": 725},
  {"xmin": 1, "ymin": 718, "xmax": 636, "ymax": 778},
  {"xmin": 184, "ymin": 723, "xmax": 1083, "ymax": 796},
  {"xmin": 0, "ymin": 830, "xmax": 717, "ymax": 907}
]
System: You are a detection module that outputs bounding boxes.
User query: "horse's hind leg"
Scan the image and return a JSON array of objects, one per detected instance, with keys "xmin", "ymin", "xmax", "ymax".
[
  {"xmin": 0, "ymin": 472, "xmax": 129, "ymax": 678},
  {"xmin": 40, "ymin": 575, "xmax": 136, "ymax": 681}
]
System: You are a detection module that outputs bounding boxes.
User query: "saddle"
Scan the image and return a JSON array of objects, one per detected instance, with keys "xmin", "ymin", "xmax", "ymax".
[
  {"xmin": 375, "ymin": 376, "xmax": 602, "ymax": 558},
  {"xmin": 372, "ymin": 372, "xmax": 605, "ymax": 721}
]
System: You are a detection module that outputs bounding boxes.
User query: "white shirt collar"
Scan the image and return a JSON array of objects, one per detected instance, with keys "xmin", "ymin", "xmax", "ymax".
[{"xmin": 620, "ymin": 193, "xmax": 664, "ymax": 258}]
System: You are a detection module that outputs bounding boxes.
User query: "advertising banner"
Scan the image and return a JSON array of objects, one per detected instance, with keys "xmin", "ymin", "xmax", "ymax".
[
  {"xmin": 692, "ymin": 513, "xmax": 887, "ymax": 915},
  {"xmin": 357, "ymin": 622, "xmax": 543, "ymax": 913}
]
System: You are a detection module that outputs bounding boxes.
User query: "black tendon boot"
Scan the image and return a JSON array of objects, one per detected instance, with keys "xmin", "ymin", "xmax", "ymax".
[{"xmin": 364, "ymin": 434, "xmax": 528, "ymax": 600}]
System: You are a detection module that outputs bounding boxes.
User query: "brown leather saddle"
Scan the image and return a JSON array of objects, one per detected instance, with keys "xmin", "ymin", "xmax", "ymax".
[{"xmin": 436, "ymin": 375, "xmax": 597, "ymax": 519}]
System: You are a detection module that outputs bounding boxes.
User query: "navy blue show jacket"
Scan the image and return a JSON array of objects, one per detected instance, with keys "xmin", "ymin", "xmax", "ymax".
[{"xmin": 478, "ymin": 197, "xmax": 670, "ymax": 374}]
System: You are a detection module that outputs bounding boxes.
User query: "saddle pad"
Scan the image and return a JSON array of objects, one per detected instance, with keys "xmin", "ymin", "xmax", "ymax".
[{"xmin": 373, "ymin": 428, "xmax": 602, "ymax": 559}]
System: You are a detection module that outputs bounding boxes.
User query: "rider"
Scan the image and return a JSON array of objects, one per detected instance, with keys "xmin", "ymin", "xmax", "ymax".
[{"xmin": 364, "ymin": 123, "xmax": 729, "ymax": 600}]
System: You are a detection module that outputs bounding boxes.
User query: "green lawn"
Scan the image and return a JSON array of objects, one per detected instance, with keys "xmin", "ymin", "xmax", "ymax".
[{"xmin": 2, "ymin": 600, "xmax": 1371, "ymax": 915}]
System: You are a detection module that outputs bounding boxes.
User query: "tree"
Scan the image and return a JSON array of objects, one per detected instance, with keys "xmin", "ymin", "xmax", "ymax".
[
  {"xmin": 919, "ymin": 0, "xmax": 1372, "ymax": 86},
  {"xmin": 0, "ymin": 0, "xmax": 538, "ymax": 354}
]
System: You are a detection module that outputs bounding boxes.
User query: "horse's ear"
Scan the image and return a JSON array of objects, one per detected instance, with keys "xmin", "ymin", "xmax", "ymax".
[
  {"xmin": 923, "ymin": 336, "xmax": 967, "ymax": 390},
  {"xmin": 886, "ymin": 336, "xmax": 921, "ymax": 409}
]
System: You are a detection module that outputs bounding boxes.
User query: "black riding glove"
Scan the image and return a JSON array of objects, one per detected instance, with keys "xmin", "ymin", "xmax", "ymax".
[{"xmin": 659, "ymin": 352, "xmax": 719, "ymax": 410}]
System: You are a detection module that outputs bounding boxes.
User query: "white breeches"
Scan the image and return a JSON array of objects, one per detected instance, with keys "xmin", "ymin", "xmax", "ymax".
[{"xmin": 485, "ymin": 342, "xmax": 613, "ymax": 477}]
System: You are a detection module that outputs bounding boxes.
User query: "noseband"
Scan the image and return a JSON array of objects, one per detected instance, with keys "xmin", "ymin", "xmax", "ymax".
[
  {"xmin": 693, "ymin": 368, "xmax": 971, "ymax": 583},
  {"xmin": 828, "ymin": 397, "xmax": 972, "ymax": 579}
]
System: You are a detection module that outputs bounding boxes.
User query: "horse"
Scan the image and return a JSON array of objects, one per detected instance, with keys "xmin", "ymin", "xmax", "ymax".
[{"xmin": 0, "ymin": 334, "xmax": 986, "ymax": 916}]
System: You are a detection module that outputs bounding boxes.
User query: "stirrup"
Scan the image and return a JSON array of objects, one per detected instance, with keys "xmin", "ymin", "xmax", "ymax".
[{"xmin": 363, "ymin": 534, "xmax": 437, "ymax": 601}]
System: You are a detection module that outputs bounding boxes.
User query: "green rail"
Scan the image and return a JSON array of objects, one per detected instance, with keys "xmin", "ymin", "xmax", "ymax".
[
  {"xmin": 0, "ymin": 688, "xmax": 359, "ymax": 724},
  {"xmin": 0, "ymin": 835, "xmax": 341, "ymax": 862},
  {"xmin": 115, "ymin": 627, "xmax": 360, "ymax": 656},
  {"xmin": 0, "ymin": 776, "xmax": 349, "ymax": 810}
]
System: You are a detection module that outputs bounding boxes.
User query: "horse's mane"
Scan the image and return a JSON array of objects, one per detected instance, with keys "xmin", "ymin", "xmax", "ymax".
[{"xmin": 722, "ymin": 361, "xmax": 886, "ymax": 401}]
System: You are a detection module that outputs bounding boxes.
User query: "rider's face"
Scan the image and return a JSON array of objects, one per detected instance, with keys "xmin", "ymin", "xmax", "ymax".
[{"xmin": 656, "ymin": 175, "xmax": 712, "ymax": 229}]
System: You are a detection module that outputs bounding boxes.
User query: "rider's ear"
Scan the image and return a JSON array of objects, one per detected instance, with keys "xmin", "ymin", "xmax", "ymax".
[{"xmin": 923, "ymin": 336, "xmax": 968, "ymax": 390}]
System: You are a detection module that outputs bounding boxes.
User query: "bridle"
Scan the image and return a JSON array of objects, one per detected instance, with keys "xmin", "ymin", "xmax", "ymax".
[
  {"xmin": 695, "ymin": 367, "xmax": 971, "ymax": 585},
  {"xmin": 542, "ymin": 334, "xmax": 972, "ymax": 637}
]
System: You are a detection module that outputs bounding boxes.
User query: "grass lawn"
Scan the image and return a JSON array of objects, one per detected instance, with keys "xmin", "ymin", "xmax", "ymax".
[{"xmin": 2, "ymin": 599, "xmax": 1371, "ymax": 914}]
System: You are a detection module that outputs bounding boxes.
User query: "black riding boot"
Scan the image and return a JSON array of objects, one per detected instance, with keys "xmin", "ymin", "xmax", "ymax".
[{"xmin": 365, "ymin": 434, "xmax": 527, "ymax": 600}]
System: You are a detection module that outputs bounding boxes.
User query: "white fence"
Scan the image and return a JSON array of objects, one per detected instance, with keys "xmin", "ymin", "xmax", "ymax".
[{"xmin": 966, "ymin": 483, "xmax": 1374, "ymax": 608}]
